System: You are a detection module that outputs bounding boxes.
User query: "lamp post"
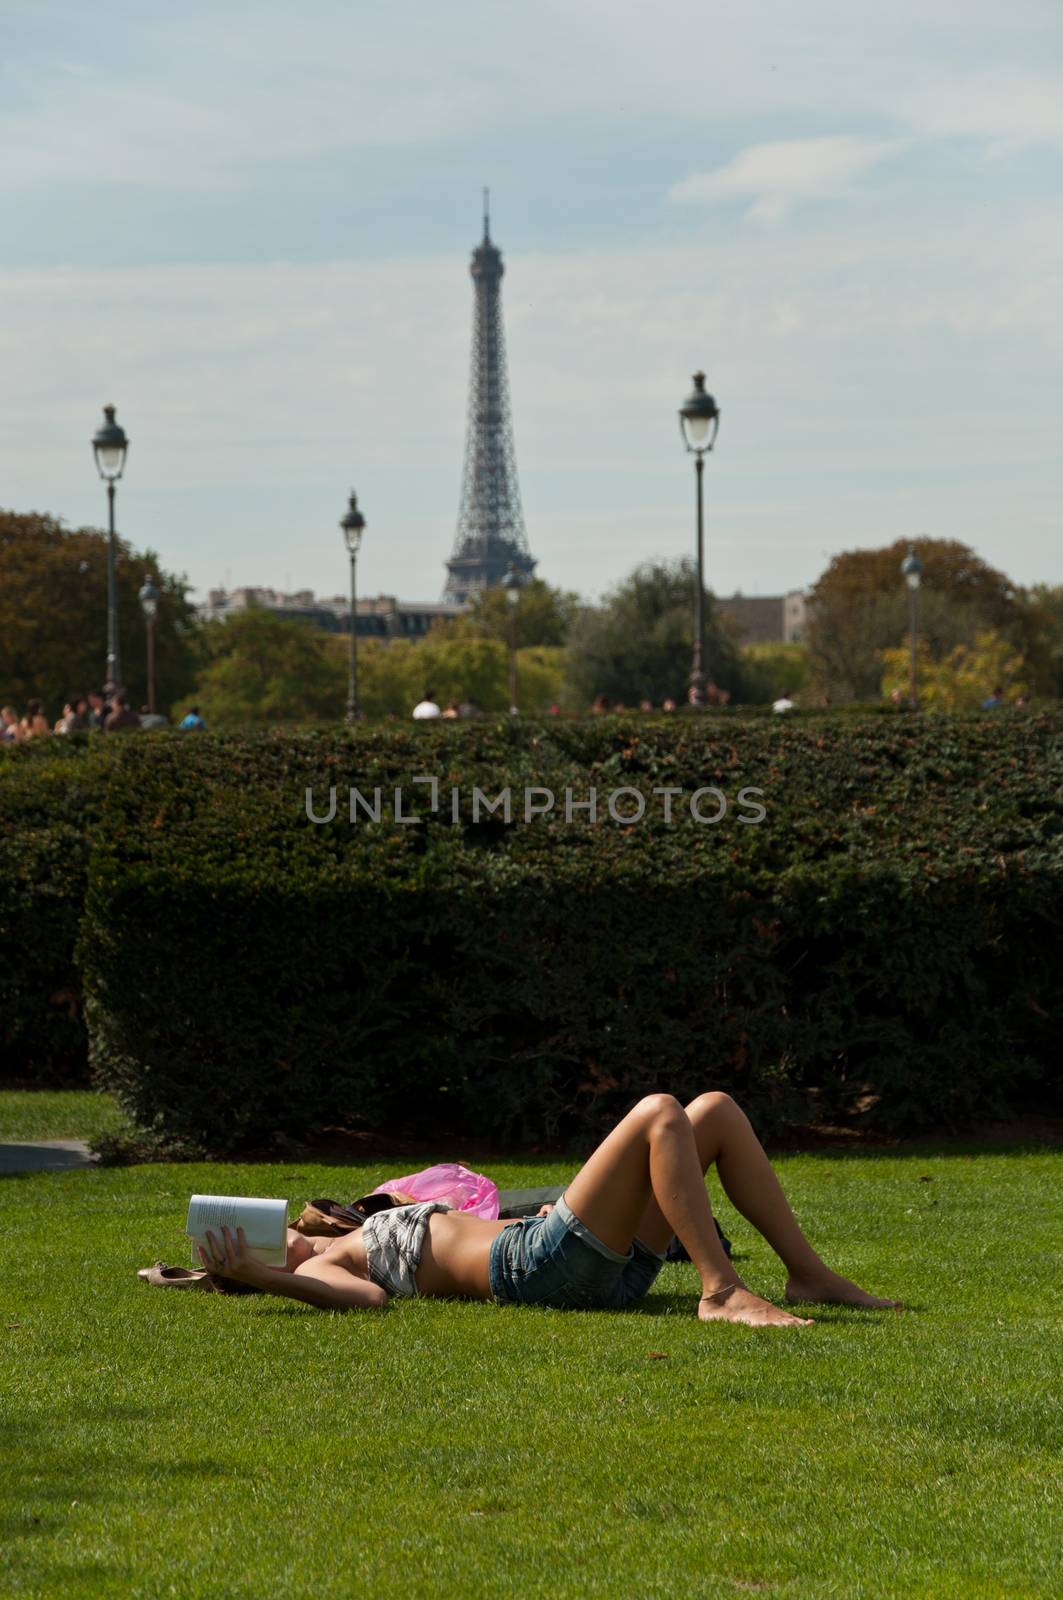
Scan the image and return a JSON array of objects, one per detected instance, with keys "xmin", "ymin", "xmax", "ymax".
[
  {"xmin": 678, "ymin": 372, "xmax": 720, "ymax": 705},
  {"xmin": 138, "ymin": 575, "xmax": 159, "ymax": 714},
  {"xmin": 900, "ymin": 544, "xmax": 923, "ymax": 709},
  {"xmin": 92, "ymin": 404, "xmax": 129, "ymax": 694},
  {"xmin": 340, "ymin": 491, "xmax": 366, "ymax": 723},
  {"xmin": 501, "ymin": 564, "xmax": 523, "ymax": 713}
]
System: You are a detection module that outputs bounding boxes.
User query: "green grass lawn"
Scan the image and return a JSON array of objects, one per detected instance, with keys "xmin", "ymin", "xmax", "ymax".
[
  {"xmin": 1, "ymin": 1095, "xmax": 1060, "ymax": 1599},
  {"xmin": 0, "ymin": 1089, "xmax": 127, "ymax": 1142}
]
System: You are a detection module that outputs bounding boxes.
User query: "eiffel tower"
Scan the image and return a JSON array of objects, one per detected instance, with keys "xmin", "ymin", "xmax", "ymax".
[{"xmin": 444, "ymin": 192, "xmax": 536, "ymax": 604}]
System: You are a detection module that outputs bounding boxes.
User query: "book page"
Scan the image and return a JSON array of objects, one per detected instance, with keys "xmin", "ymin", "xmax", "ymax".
[{"xmin": 186, "ymin": 1194, "xmax": 289, "ymax": 1267}]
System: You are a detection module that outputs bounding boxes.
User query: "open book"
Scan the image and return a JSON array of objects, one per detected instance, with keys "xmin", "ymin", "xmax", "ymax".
[{"xmin": 186, "ymin": 1194, "xmax": 289, "ymax": 1268}]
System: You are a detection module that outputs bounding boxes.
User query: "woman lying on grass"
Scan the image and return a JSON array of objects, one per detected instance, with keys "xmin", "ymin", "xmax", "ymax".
[{"xmin": 199, "ymin": 1091, "xmax": 901, "ymax": 1327}]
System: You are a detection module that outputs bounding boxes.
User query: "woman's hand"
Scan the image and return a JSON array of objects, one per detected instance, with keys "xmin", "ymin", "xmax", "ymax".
[
  {"xmin": 197, "ymin": 1225, "xmax": 269, "ymax": 1285},
  {"xmin": 537, "ymin": 1204, "xmax": 555, "ymax": 1216}
]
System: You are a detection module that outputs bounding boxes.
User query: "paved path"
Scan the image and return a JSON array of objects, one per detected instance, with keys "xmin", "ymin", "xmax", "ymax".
[{"xmin": 0, "ymin": 1139, "xmax": 97, "ymax": 1175}]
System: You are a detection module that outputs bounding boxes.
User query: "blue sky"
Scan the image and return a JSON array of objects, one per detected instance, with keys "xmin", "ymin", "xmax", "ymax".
[{"xmin": 2, "ymin": 0, "xmax": 1061, "ymax": 605}]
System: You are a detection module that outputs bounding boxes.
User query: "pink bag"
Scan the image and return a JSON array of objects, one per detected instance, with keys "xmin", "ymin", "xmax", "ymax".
[{"xmin": 371, "ymin": 1163, "xmax": 499, "ymax": 1220}]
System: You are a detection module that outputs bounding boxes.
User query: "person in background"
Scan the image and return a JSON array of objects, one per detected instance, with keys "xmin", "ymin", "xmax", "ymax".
[
  {"xmin": 661, "ymin": 698, "xmax": 677, "ymax": 713},
  {"xmin": 61, "ymin": 697, "xmax": 92, "ymax": 733},
  {"xmin": 549, "ymin": 703, "xmax": 561, "ymax": 717},
  {"xmin": 1, "ymin": 706, "xmax": 20, "ymax": 743},
  {"xmin": 1014, "ymin": 693, "xmax": 1030, "ymax": 708},
  {"xmin": 440, "ymin": 700, "xmax": 461, "ymax": 720},
  {"xmin": 87, "ymin": 691, "xmax": 107, "ymax": 730},
  {"xmin": 412, "ymin": 689, "xmax": 441, "ymax": 721},
  {"xmin": 139, "ymin": 705, "xmax": 169, "ymax": 730},
  {"xmin": 54, "ymin": 702, "xmax": 75, "ymax": 734},
  {"xmin": 19, "ymin": 698, "xmax": 51, "ymax": 739},
  {"xmin": 105, "ymin": 691, "xmax": 141, "ymax": 733},
  {"xmin": 639, "ymin": 698, "xmax": 654, "ymax": 712},
  {"xmin": 179, "ymin": 706, "xmax": 206, "ymax": 731},
  {"xmin": 772, "ymin": 690, "xmax": 796, "ymax": 714},
  {"xmin": 590, "ymin": 693, "xmax": 610, "ymax": 715},
  {"xmin": 981, "ymin": 685, "xmax": 1004, "ymax": 710}
]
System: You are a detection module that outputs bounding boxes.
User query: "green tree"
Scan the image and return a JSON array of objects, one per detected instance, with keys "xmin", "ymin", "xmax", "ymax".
[
  {"xmin": 193, "ymin": 610, "xmax": 346, "ymax": 726},
  {"xmin": 562, "ymin": 559, "xmax": 746, "ymax": 708},
  {"xmin": 1016, "ymin": 585, "xmax": 1063, "ymax": 697},
  {"xmin": 333, "ymin": 627, "xmax": 565, "ymax": 718},
  {"xmin": 880, "ymin": 628, "xmax": 1029, "ymax": 710},
  {"xmin": 740, "ymin": 642, "xmax": 812, "ymax": 702},
  {"xmin": 465, "ymin": 577, "xmax": 581, "ymax": 648},
  {"xmin": 0, "ymin": 509, "xmax": 199, "ymax": 717}
]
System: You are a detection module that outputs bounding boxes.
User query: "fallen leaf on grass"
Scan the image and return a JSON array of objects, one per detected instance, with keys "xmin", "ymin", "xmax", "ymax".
[{"xmin": 646, "ymin": 1351, "xmax": 668, "ymax": 1360}]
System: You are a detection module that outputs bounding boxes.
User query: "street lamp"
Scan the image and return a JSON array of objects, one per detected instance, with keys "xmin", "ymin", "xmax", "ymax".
[
  {"xmin": 340, "ymin": 491, "xmax": 367, "ymax": 723},
  {"xmin": 138, "ymin": 575, "xmax": 159, "ymax": 715},
  {"xmin": 501, "ymin": 564, "xmax": 523, "ymax": 713},
  {"xmin": 900, "ymin": 544, "xmax": 924, "ymax": 709},
  {"xmin": 678, "ymin": 371, "xmax": 720, "ymax": 706},
  {"xmin": 92, "ymin": 404, "xmax": 129, "ymax": 694}
]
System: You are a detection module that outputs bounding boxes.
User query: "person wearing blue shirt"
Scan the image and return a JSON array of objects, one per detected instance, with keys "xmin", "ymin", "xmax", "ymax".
[{"xmin": 179, "ymin": 706, "xmax": 206, "ymax": 731}]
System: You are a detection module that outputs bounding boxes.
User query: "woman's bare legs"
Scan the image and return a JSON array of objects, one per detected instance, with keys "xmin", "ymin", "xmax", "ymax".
[
  {"xmin": 563, "ymin": 1094, "xmax": 813, "ymax": 1327},
  {"xmin": 563, "ymin": 1092, "xmax": 900, "ymax": 1324},
  {"xmin": 631, "ymin": 1093, "xmax": 900, "ymax": 1309}
]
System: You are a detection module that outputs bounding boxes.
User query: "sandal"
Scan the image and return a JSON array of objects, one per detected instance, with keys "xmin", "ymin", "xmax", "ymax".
[{"xmin": 137, "ymin": 1262, "xmax": 217, "ymax": 1290}]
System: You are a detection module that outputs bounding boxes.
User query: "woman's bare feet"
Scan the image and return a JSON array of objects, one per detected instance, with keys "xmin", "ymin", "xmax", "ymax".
[
  {"xmin": 699, "ymin": 1285, "xmax": 813, "ymax": 1328},
  {"xmin": 785, "ymin": 1269, "xmax": 902, "ymax": 1310}
]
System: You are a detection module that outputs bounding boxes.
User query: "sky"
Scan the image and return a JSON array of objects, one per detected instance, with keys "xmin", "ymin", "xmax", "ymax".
[{"xmin": 2, "ymin": 0, "xmax": 1061, "ymax": 607}]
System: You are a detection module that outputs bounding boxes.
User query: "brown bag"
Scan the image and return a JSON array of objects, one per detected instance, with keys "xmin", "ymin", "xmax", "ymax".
[
  {"xmin": 290, "ymin": 1193, "xmax": 411, "ymax": 1237},
  {"xmin": 291, "ymin": 1201, "xmax": 356, "ymax": 1237}
]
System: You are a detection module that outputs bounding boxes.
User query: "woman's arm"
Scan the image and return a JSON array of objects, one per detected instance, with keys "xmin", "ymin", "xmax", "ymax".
[
  {"xmin": 199, "ymin": 1226, "xmax": 389, "ymax": 1312},
  {"xmin": 288, "ymin": 1256, "xmax": 389, "ymax": 1311}
]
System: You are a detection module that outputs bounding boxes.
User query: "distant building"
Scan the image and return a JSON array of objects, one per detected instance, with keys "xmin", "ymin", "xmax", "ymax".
[
  {"xmin": 198, "ymin": 586, "xmax": 465, "ymax": 639},
  {"xmin": 716, "ymin": 590, "xmax": 810, "ymax": 645}
]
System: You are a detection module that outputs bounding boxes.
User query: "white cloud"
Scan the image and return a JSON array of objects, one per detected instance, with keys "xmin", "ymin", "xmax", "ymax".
[
  {"xmin": 2, "ymin": 2, "xmax": 1060, "ymax": 191},
  {"xmin": 0, "ymin": 75, "xmax": 483, "ymax": 193},
  {"xmin": 901, "ymin": 71, "xmax": 1063, "ymax": 153},
  {"xmin": 668, "ymin": 137, "xmax": 908, "ymax": 222}
]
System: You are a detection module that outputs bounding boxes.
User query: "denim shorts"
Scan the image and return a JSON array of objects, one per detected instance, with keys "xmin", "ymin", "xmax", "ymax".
[{"xmin": 487, "ymin": 1195, "xmax": 665, "ymax": 1310}]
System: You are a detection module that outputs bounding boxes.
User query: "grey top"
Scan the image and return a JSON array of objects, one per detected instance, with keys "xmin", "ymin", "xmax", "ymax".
[{"xmin": 360, "ymin": 1202, "xmax": 453, "ymax": 1298}]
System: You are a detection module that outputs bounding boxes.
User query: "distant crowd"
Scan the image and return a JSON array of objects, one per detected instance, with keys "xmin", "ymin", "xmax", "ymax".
[
  {"xmin": 0, "ymin": 691, "xmax": 207, "ymax": 743},
  {"xmin": 2, "ymin": 681, "xmax": 1028, "ymax": 742}
]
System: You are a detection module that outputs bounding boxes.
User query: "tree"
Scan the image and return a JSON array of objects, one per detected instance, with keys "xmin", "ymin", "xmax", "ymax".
[
  {"xmin": 807, "ymin": 538, "xmax": 1029, "ymax": 702},
  {"xmin": 465, "ymin": 577, "xmax": 581, "ymax": 648},
  {"xmin": 562, "ymin": 559, "xmax": 747, "ymax": 708},
  {"xmin": 880, "ymin": 628, "xmax": 1029, "ymax": 710},
  {"xmin": 0, "ymin": 509, "xmax": 199, "ymax": 716},
  {"xmin": 1016, "ymin": 585, "xmax": 1063, "ymax": 697},
  {"xmin": 740, "ymin": 642, "xmax": 811, "ymax": 702},
  {"xmin": 348, "ymin": 624, "xmax": 565, "ymax": 716},
  {"xmin": 193, "ymin": 610, "xmax": 346, "ymax": 726}
]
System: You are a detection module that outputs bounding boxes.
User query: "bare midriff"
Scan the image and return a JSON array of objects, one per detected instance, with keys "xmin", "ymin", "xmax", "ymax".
[{"xmin": 319, "ymin": 1211, "xmax": 519, "ymax": 1300}]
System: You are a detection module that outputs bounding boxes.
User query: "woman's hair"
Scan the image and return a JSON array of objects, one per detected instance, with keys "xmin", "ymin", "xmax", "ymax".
[{"xmin": 25, "ymin": 698, "xmax": 42, "ymax": 717}]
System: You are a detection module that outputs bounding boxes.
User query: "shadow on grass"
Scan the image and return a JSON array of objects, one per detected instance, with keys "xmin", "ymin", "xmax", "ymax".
[
  {"xmin": 632, "ymin": 1297, "xmax": 916, "ymax": 1322},
  {"xmin": 1, "ymin": 1427, "xmax": 255, "ymax": 1562}
]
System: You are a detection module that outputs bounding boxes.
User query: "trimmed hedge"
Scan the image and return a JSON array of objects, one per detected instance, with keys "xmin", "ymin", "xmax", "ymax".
[
  {"xmin": 0, "ymin": 737, "xmax": 110, "ymax": 1082},
  {"xmin": 19, "ymin": 710, "xmax": 1053, "ymax": 1151}
]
